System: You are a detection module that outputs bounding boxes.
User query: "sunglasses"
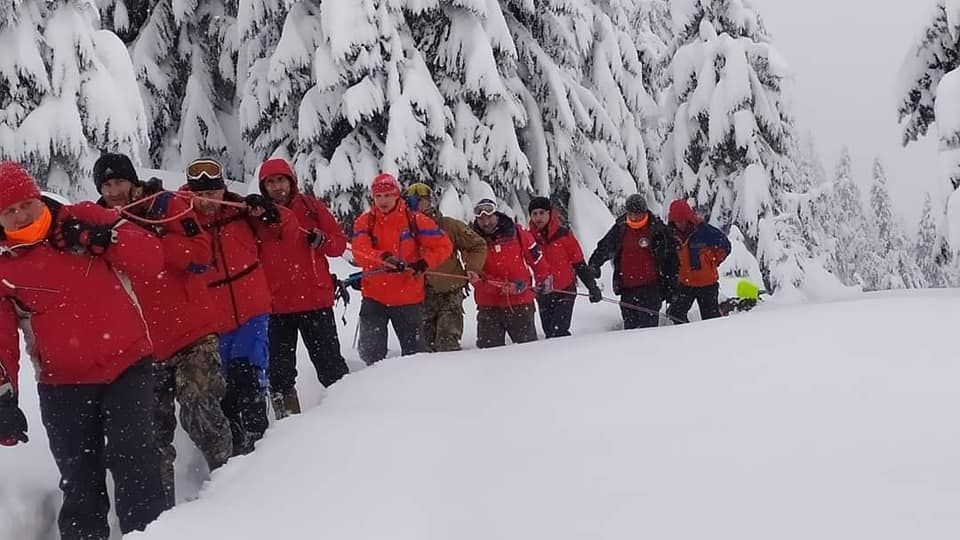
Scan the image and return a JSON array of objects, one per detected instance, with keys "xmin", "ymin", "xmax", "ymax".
[
  {"xmin": 474, "ymin": 201, "xmax": 497, "ymax": 217},
  {"xmin": 186, "ymin": 160, "xmax": 223, "ymax": 181}
]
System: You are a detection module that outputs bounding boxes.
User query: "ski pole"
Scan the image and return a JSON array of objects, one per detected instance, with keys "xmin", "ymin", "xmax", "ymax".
[{"xmin": 549, "ymin": 288, "xmax": 687, "ymax": 325}]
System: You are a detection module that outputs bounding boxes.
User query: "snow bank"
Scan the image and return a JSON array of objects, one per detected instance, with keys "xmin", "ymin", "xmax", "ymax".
[{"xmin": 133, "ymin": 291, "xmax": 960, "ymax": 540}]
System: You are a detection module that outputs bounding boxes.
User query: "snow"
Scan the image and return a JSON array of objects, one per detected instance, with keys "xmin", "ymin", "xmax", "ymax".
[
  {"xmin": 948, "ymin": 188, "xmax": 960, "ymax": 253},
  {"xmin": 112, "ymin": 289, "xmax": 960, "ymax": 540}
]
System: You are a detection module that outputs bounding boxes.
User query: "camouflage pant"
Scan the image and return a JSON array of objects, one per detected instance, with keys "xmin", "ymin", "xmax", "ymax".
[
  {"xmin": 422, "ymin": 288, "xmax": 466, "ymax": 352},
  {"xmin": 154, "ymin": 334, "xmax": 233, "ymax": 505}
]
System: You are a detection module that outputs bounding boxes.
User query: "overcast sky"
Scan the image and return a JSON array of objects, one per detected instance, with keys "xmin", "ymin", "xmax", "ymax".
[{"xmin": 748, "ymin": 0, "xmax": 944, "ymax": 227}]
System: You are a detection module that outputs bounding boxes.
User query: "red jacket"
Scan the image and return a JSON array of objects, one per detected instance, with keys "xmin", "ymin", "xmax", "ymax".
[
  {"xmin": 195, "ymin": 192, "xmax": 299, "ymax": 333},
  {"xmin": 473, "ymin": 213, "xmax": 552, "ymax": 308},
  {"xmin": 118, "ymin": 192, "xmax": 220, "ymax": 361},
  {"xmin": 259, "ymin": 185, "xmax": 347, "ymax": 314},
  {"xmin": 0, "ymin": 199, "xmax": 161, "ymax": 390},
  {"xmin": 528, "ymin": 210, "xmax": 585, "ymax": 291},
  {"xmin": 351, "ymin": 200, "xmax": 452, "ymax": 307}
]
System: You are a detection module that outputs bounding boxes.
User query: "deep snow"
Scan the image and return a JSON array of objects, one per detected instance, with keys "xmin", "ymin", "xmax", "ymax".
[{"xmin": 117, "ymin": 289, "xmax": 959, "ymax": 540}]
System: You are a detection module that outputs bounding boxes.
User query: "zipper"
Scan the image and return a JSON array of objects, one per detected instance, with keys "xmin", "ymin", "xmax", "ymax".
[{"xmin": 213, "ymin": 226, "xmax": 242, "ymax": 328}]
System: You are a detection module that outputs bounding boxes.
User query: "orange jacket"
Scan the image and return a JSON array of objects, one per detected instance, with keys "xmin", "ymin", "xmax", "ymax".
[
  {"xmin": 668, "ymin": 200, "xmax": 730, "ymax": 288},
  {"xmin": 351, "ymin": 200, "xmax": 452, "ymax": 306}
]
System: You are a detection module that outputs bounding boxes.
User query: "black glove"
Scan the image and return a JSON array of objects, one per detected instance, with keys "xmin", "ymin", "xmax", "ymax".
[
  {"xmin": 244, "ymin": 194, "xmax": 281, "ymax": 224},
  {"xmin": 409, "ymin": 259, "xmax": 429, "ymax": 276},
  {"xmin": 588, "ymin": 265, "xmax": 601, "ymax": 279},
  {"xmin": 52, "ymin": 218, "xmax": 115, "ymax": 255},
  {"xmin": 142, "ymin": 177, "xmax": 164, "ymax": 196},
  {"xmin": 0, "ymin": 396, "xmax": 28, "ymax": 446},
  {"xmin": 588, "ymin": 286, "xmax": 603, "ymax": 303},
  {"xmin": 380, "ymin": 252, "xmax": 406, "ymax": 272},
  {"xmin": 305, "ymin": 229, "xmax": 326, "ymax": 249}
]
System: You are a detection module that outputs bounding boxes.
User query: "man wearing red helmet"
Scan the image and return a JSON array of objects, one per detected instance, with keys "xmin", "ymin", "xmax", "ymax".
[
  {"xmin": 0, "ymin": 161, "xmax": 167, "ymax": 537},
  {"xmin": 351, "ymin": 173, "xmax": 452, "ymax": 365},
  {"xmin": 258, "ymin": 158, "xmax": 350, "ymax": 418}
]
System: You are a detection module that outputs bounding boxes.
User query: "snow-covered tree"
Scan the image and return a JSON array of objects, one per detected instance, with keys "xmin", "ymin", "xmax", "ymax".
[
  {"xmin": 869, "ymin": 159, "xmax": 925, "ymax": 289},
  {"xmin": 660, "ymin": 0, "xmax": 808, "ymax": 292},
  {"xmin": 898, "ymin": 0, "xmax": 960, "ymax": 262},
  {"xmin": 915, "ymin": 192, "xmax": 950, "ymax": 286},
  {"xmin": 0, "ymin": 0, "xmax": 148, "ymax": 198},
  {"xmin": 131, "ymin": 0, "xmax": 240, "ymax": 178},
  {"xmin": 826, "ymin": 149, "xmax": 883, "ymax": 289}
]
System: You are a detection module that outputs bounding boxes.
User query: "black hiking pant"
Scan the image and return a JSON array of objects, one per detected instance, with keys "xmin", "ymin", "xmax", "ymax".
[
  {"xmin": 476, "ymin": 303, "xmax": 539, "ymax": 348},
  {"xmin": 269, "ymin": 309, "xmax": 349, "ymax": 390},
  {"xmin": 222, "ymin": 362, "xmax": 269, "ymax": 456},
  {"xmin": 536, "ymin": 284, "xmax": 577, "ymax": 338},
  {"xmin": 38, "ymin": 359, "xmax": 166, "ymax": 539},
  {"xmin": 667, "ymin": 283, "xmax": 721, "ymax": 323},
  {"xmin": 358, "ymin": 298, "xmax": 424, "ymax": 365},
  {"xmin": 619, "ymin": 285, "xmax": 663, "ymax": 329}
]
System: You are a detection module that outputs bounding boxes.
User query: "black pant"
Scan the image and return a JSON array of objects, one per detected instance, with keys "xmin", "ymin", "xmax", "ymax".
[
  {"xmin": 222, "ymin": 362, "xmax": 268, "ymax": 456},
  {"xmin": 667, "ymin": 283, "xmax": 721, "ymax": 323},
  {"xmin": 269, "ymin": 309, "xmax": 349, "ymax": 390},
  {"xmin": 536, "ymin": 284, "xmax": 577, "ymax": 338},
  {"xmin": 358, "ymin": 298, "xmax": 424, "ymax": 365},
  {"xmin": 619, "ymin": 285, "xmax": 663, "ymax": 329},
  {"xmin": 38, "ymin": 359, "xmax": 166, "ymax": 539}
]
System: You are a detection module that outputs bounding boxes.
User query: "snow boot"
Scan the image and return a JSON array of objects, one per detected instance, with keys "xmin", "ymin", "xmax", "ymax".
[{"xmin": 271, "ymin": 389, "xmax": 301, "ymax": 420}]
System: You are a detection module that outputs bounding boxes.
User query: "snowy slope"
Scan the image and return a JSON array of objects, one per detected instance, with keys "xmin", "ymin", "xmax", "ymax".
[{"xmin": 118, "ymin": 290, "xmax": 960, "ymax": 540}]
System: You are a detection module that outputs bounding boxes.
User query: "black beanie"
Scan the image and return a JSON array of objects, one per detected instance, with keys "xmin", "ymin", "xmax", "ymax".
[
  {"xmin": 93, "ymin": 153, "xmax": 140, "ymax": 193},
  {"xmin": 528, "ymin": 196, "xmax": 552, "ymax": 213},
  {"xmin": 625, "ymin": 194, "xmax": 647, "ymax": 214}
]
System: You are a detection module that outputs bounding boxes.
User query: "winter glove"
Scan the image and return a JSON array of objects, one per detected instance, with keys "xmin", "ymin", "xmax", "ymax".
[
  {"xmin": 0, "ymin": 396, "xmax": 28, "ymax": 446},
  {"xmin": 588, "ymin": 265, "xmax": 601, "ymax": 279},
  {"xmin": 305, "ymin": 229, "xmax": 326, "ymax": 249},
  {"xmin": 141, "ymin": 177, "xmax": 164, "ymax": 196},
  {"xmin": 588, "ymin": 286, "xmax": 603, "ymax": 304},
  {"xmin": 380, "ymin": 252, "xmax": 406, "ymax": 272},
  {"xmin": 51, "ymin": 218, "xmax": 116, "ymax": 255},
  {"xmin": 343, "ymin": 271, "xmax": 363, "ymax": 291},
  {"xmin": 244, "ymin": 194, "xmax": 281, "ymax": 224},
  {"xmin": 537, "ymin": 275, "xmax": 554, "ymax": 295},
  {"xmin": 499, "ymin": 280, "xmax": 526, "ymax": 296},
  {"xmin": 409, "ymin": 259, "xmax": 429, "ymax": 276}
]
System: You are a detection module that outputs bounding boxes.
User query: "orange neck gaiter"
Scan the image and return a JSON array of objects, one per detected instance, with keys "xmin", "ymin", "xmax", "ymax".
[
  {"xmin": 5, "ymin": 205, "xmax": 53, "ymax": 244},
  {"xmin": 626, "ymin": 213, "xmax": 649, "ymax": 230}
]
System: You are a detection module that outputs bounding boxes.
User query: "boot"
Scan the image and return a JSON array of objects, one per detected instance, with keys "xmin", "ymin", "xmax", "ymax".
[{"xmin": 271, "ymin": 389, "xmax": 301, "ymax": 420}]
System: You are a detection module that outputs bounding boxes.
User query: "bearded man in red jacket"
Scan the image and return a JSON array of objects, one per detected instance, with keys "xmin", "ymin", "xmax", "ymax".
[
  {"xmin": 258, "ymin": 158, "xmax": 350, "ymax": 418},
  {"xmin": 0, "ymin": 161, "xmax": 167, "ymax": 538},
  {"xmin": 94, "ymin": 153, "xmax": 233, "ymax": 505}
]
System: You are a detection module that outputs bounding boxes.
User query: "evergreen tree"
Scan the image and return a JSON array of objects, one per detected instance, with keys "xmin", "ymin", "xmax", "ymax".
[
  {"xmin": 828, "ymin": 149, "xmax": 883, "ymax": 289},
  {"xmin": 131, "ymin": 0, "xmax": 240, "ymax": 178},
  {"xmin": 869, "ymin": 159, "xmax": 925, "ymax": 289},
  {"xmin": 915, "ymin": 192, "xmax": 948, "ymax": 287},
  {"xmin": 898, "ymin": 0, "xmax": 960, "ymax": 265},
  {"xmin": 0, "ymin": 0, "xmax": 148, "ymax": 198}
]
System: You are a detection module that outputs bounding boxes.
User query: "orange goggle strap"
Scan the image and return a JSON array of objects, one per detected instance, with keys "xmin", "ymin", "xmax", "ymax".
[{"xmin": 5, "ymin": 204, "xmax": 53, "ymax": 244}]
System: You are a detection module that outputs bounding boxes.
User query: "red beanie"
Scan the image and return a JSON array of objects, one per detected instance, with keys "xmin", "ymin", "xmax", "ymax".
[
  {"xmin": 371, "ymin": 173, "xmax": 400, "ymax": 196},
  {"xmin": 668, "ymin": 199, "xmax": 701, "ymax": 227},
  {"xmin": 258, "ymin": 158, "xmax": 296, "ymax": 182},
  {"xmin": 0, "ymin": 162, "xmax": 41, "ymax": 211}
]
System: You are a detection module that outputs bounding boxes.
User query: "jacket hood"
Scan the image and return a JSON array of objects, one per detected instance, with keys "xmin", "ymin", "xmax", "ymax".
[
  {"xmin": 258, "ymin": 158, "xmax": 301, "ymax": 201},
  {"xmin": 530, "ymin": 208, "xmax": 562, "ymax": 241},
  {"xmin": 668, "ymin": 199, "xmax": 702, "ymax": 228}
]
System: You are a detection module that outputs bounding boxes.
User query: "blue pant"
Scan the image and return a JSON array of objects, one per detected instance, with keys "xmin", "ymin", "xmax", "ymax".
[
  {"xmin": 219, "ymin": 314, "xmax": 270, "ymax": 390},
  {"xmin": 218, "ymin": 314, "xmax": 270, "ymax": 455}
]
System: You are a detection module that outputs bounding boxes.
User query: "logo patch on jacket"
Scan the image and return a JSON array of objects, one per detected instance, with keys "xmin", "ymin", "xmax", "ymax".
[{"xmin": 638, "ymin": 237, "xmax": 651, "ymax": 248}]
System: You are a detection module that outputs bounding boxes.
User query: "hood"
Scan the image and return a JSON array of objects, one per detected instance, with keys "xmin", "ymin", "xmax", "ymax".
[
  {"xmin": 530, "ymin": 208, "xmax": 562, "ymax": 241},
  {"xmin": 668, "ymin": 199, "xmax": 702, "ymax": 229},
  {"xmin": 258, "ymin": 158, "xmax": 300, "ymax": 202}
]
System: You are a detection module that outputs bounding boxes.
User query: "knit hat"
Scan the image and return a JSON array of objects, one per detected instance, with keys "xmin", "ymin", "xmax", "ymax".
[
  {"xmin": 185, "ymin": 158, "xmax": 226, "ymax": 192},
  {"xmin": 93, "ymin": 153, "xmax": 140, "ymax": 193},
  {"xmin": 0, "ymin": 161, "xmax": 41, "ymax": 211},
  {"xmin": 371, "ymin": 173, "xmax": 400, "ymax": 196},
  {"xmin": 527, "ymin": 196, "xmax": 551, "ymax": 213},
  {"xmin": 258, "ymin": 158, "xmax": 296, "ymax": 182},
  {"xmin": 624, "ymin": 194, "xmax": 647, "ymax": 214}
]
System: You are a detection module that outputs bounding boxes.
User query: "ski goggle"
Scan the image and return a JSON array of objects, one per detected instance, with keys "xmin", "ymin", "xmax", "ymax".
[
  {"xmin": 186, "ymin": 159, "xmax": 224, "ymax": 181},
  {"xmin": 473, "ymin": 200, "xmax": 497, "ymax": 217}
]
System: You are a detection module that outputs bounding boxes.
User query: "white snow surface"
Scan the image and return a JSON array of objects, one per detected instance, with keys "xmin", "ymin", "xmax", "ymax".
[{"xmin": 118, "ymin": 290, "xmax": 960, "ymax": 539}]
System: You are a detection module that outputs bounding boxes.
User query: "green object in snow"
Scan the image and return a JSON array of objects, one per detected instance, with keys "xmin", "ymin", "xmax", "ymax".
[{"xmin": 736, "ymin": 279, "xmax": 760, "ymax": 300}]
